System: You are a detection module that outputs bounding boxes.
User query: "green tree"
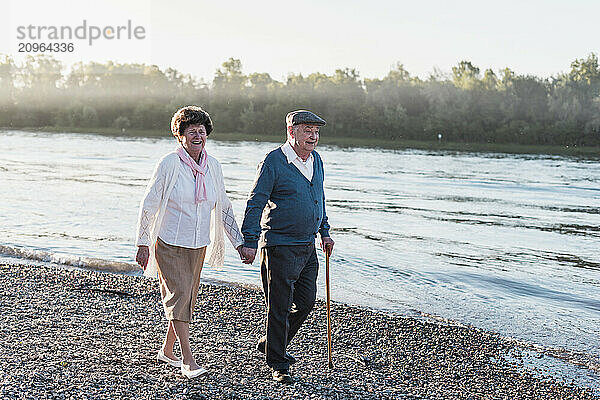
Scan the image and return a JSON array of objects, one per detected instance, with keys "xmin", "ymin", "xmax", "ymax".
[
  {"xmin": 452, "ymin": 61, "xmax": 481, "ymax": 90},
  {"xmin": 211, "ymin": 58, "xmax": 248, "ymax": 132}
]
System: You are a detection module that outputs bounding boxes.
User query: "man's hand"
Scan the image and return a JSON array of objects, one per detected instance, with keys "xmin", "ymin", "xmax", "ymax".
[
  {"xmin": 136, "ymin": 245, "xmax": 150, "ymax": 270},
  {"xmin": 240, "ymin": 247, "xmax": 257, "ymax": 264},
  {"xmin": 321, "ymin": 236, "xmax": 335, "ymax": 256}
]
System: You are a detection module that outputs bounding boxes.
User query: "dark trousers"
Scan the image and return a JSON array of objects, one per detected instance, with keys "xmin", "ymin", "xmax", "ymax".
[{"xmin": 260, "ymin": 244, "xmax": 318, "ymax": 370}]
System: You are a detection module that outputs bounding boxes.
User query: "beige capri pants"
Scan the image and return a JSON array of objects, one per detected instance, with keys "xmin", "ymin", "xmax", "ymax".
[{"xmin": 155, "ymin": 237, "xmax": 206, "ymax": 322}]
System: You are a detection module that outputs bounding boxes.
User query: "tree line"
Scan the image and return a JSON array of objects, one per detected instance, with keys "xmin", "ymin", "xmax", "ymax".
[{"xmin": 1, "ymin": 54, "xmax": 599, "ymax": 146}]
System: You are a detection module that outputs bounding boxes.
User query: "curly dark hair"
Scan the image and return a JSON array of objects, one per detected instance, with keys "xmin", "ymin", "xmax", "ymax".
[{"xmin": 170, "ymin": 106, "xmax": 213, "ymax": 138}]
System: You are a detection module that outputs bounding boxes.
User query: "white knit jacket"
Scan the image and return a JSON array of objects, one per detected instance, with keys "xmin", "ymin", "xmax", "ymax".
[{"xmin": 135, "ymin": 151, "xmax": 243, "ymax": 278}]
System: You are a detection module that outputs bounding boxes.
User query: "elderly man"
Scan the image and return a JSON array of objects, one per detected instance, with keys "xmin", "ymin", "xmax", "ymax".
[{"xmin": 240, "ymin": 110, "xmax": 335, "ymax": 384}]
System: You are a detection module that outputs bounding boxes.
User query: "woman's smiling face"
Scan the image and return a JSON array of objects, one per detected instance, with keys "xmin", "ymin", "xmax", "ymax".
[{"xmin": 180, "ymin": 124, "xmax": 207, "ymax": 154}]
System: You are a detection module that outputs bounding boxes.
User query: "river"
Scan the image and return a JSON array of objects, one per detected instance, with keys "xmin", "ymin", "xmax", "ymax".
[{"xmin": 1, "ymin": 130, "xmax": 598, "ymax": 388}]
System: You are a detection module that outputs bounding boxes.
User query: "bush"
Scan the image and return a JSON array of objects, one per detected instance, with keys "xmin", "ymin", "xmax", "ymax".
[{"xmin": 113, "ymin": 116, "xmax": 131, "ymax": 130}]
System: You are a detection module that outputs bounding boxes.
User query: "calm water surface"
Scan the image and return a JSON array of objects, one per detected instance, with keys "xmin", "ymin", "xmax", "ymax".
[{"xmin": 1, "ymin": 130, "xmax": 599, "ymax": 386}]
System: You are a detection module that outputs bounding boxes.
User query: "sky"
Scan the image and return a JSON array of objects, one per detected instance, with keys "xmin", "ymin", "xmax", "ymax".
[{"xmin": 1, "ymin": 0, "xmax": 599, "ymax": 82}]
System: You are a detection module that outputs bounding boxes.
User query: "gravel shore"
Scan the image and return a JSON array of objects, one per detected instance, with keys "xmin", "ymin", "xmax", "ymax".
[{"xmin": 0, "ymin": 263, "xmax": 596, "ymax": 399}]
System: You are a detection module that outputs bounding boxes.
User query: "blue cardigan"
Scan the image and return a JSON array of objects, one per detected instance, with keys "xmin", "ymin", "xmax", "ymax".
[{"xmin": 241, "ymin": 147, "xmax": 331, "ymax": 248}]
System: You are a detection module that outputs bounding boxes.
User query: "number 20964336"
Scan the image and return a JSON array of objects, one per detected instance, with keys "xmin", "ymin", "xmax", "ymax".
[{"xmin": 18, "ymin": 42, "xmax": 74, "ymax": 52}]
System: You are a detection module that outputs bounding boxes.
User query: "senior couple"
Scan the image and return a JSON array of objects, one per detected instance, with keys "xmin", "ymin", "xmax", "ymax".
[{"xmin": 135, "ymin": 106, "xmax": 334, "ymax": 383}]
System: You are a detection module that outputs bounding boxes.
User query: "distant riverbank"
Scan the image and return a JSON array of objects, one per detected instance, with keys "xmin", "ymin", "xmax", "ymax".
[{"xmin": 11, "ymin": 126, "xmax": 600, "ymax": 157}]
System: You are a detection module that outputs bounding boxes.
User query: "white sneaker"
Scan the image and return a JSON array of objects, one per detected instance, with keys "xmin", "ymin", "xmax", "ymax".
[
  {"xmin": 181, "ymin": 364, "xmax": 208, "ymax": 379},
  {"xmin": 157, "ymin": 349, "xmax": 182, "ymax": 368}
]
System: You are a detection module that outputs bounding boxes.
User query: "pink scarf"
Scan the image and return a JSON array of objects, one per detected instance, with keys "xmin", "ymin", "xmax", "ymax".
[{"xmin": 176, "ymin": 145, "xmax": 208, "ymax": 203}]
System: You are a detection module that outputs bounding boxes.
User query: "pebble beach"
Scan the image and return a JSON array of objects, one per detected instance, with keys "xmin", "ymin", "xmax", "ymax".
[{"xmin": 0, "ymin": 263, "xmax": 597, "ymax": 400}]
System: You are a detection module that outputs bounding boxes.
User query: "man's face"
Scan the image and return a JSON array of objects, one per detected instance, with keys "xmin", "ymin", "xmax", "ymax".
[{"xmin": 290, "ymin": 124, "xmax": 320, "ymax": 153}]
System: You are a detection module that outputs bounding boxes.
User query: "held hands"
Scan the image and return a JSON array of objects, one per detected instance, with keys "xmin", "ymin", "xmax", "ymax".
[
  {"xmin": 136, "ymin": 245, "xmax": 150, "ymax": 271},
  {"xmin": 321, "ymin": 236, "xmax": 335, "ymax": 256},
  {"xmin": 238, "ymin": 246, "xmax": 257, "ymax": 264}
]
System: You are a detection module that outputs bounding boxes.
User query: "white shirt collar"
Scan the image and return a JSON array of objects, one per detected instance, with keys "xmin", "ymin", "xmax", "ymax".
[{"xmin": 281, "ymin": 141, "xmax": 312, "ymax": 164}]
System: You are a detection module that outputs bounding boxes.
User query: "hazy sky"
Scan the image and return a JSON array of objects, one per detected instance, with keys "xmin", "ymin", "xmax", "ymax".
[{"xmin": 1, "ymin": 0, "xmax": 598, "ymax": 82}]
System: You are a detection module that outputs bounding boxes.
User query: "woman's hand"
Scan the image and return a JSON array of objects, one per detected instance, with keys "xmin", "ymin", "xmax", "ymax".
[
  {"xmin": 236, "ymin": 245, "xmax": 244, "ymax": 262},
  {"xmin": 136, "ymin": 245, "xmax": 150, "ymax": 270}
]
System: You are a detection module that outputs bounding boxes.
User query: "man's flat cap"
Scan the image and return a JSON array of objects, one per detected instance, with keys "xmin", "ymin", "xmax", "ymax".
[{"xmin": 286, "ymin": 110, "xmax": 326, "ymax": 127}]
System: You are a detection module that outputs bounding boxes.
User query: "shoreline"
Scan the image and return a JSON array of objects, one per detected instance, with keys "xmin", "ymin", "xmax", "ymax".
[
  {"xmin": 4, "ymin": 126, "xmax": 600, "ymax": 157},
  {"xmin": 1, "ymin": 263, "xmax": 597, "ymax": 399}
]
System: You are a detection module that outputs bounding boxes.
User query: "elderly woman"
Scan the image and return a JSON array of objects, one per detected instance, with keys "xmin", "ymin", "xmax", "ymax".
[{"xmin": 135, "ymin": 106, "xmax": 244, "ymax": 379}]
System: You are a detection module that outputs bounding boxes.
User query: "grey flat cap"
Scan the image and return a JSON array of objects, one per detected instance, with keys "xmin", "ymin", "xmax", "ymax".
[{"xmin": 286, "ymin": 110, "xmax": 326, "ymax": 127}]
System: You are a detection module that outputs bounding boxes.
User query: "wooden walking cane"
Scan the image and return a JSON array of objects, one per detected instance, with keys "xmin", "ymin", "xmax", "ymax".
[{"xmin": 325, "ymin": 245, "xmax": 333, "ymax": 369}]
